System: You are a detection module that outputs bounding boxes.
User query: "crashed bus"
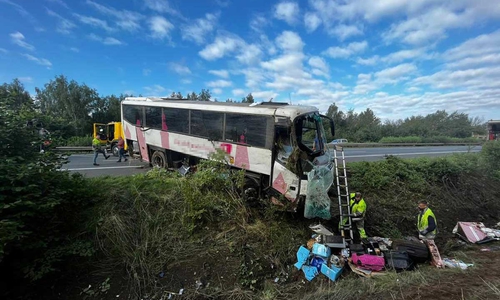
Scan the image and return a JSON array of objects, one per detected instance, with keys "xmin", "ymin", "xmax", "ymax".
[{"xmin": 121, "ymin": 97, "xmax": 335, "ymax": 210}]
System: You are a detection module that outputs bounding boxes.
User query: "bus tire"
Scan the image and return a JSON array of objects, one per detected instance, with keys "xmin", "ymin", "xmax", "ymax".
[
  {"xmin": 111, "ymin": 144, "xmax": 119, "ymax": 157},
  {"xmin": 243, "ymin": 177, "xmax": 260, "ymax": 207},
  {"xmin": 151, "ymin": 150, "xmax": 167, "ymax": 168}
]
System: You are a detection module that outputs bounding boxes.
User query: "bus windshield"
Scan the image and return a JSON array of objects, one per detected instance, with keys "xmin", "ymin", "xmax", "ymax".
[{"xmin": 295, "ymin": 113, "xmax": 327, "ymax": 155}]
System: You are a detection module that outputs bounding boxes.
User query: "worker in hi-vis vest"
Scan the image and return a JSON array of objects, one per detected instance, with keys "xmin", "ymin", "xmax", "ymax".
[
  {"xmin": 417, "ymin": 200, "xmax": 437, "ymax": 240},
  {"xmin": 341, "ymin": 192, "xmax": 368, "ymax": 240}
]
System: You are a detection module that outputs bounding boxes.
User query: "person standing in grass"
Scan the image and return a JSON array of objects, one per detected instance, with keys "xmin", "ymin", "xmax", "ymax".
[
  {"xmin": 116, "ymin": 137, "xmax": 128, "ymax": 163},
  {"xmin": 417, "ymin": 200, "xmax": 437, "ymax": 240},
  {"xmin": 92, "ymin": 134, "xmax": 109, "ymax": 166}
]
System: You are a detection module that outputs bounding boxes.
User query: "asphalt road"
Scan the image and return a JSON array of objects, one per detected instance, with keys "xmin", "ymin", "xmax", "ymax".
[
  {"xmin": 62, "ymin": 145, "xmax": 482, "ymax": 177},
  {"xmin": 336, "ymin": 145, "xmax": 482, "ymax": 162}
]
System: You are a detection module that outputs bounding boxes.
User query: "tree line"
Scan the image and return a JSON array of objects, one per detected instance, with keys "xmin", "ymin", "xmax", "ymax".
[
  {"xmin": 0, "ymin": 76, "xmax": 487, "ymax": 142},
  {"xmin": 325, "ymin": 103, "xmax": 486, "ymax": 142}
]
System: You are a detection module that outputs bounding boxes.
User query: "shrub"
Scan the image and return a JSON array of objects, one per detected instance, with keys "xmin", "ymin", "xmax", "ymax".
[{"xmin": 64, "ymin": 135, "xmax": 93, "ymax": 146}]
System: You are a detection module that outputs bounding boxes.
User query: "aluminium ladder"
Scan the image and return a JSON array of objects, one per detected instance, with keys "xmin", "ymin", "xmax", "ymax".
[{"xmin": 333, "ymin": 145, "xmax": 354, "ymax": 246}]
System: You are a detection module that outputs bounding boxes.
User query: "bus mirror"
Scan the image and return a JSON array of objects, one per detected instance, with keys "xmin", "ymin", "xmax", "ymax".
[{"xmin": 320, "ymin": 115, "xmax": 335, "ymax": 137}]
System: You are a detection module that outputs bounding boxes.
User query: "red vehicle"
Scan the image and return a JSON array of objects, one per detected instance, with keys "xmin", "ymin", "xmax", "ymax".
[{"xmin": 488, "ymin": 120, "xmax": 500, "ymax": 141}]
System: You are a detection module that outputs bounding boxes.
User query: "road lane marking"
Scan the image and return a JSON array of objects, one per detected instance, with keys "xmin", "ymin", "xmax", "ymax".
[
  {"xmin": 64, "ymin": 166, "xmax": 146, "ymax": 171},
  {"xmin": 346, "ymin": 150, "xmax": 480, "ymax": 158}
]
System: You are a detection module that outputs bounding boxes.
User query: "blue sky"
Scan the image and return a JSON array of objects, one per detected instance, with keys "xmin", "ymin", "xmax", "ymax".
[{"xmin": 1, "ymin": 0, "xmax": 500, "ymax": 121}]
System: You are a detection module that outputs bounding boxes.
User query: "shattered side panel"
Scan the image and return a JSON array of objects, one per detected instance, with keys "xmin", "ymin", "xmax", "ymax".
[{"xmin": 272, "ymin": 161, "xmax": 300, "ymax": 201}]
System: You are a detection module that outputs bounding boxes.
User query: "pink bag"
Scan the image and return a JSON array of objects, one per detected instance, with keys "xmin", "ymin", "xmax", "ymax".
[{"xmin": 351, "ymin": 253, "xmax": 385, "ymax": 271}]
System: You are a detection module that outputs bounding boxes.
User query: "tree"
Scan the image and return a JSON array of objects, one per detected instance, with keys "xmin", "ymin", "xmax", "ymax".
[
  {"xmin": 0, "ymin": 78, "xmax": 32, "ymax": 110},
  {"xmin": 199, "ymin": 89, "xmax": 211, "ymax": 101},
  {"xmin": 226, "ymin": 98, "xmax": 234, "ymax": 102},
  {"xmin": 35, "ymin": 75, "xmax": 99, "ymax": 136},
  {"xmin": 187, "ymin": 91, "xmax": 198, "ymax": 100},
  {"xmin": 170, "ymin": 92, "xmax": 176, "ymax": 98},
  {"xmin": 175, "ymin": 92, "xmax": 182, "ymax": 99},
  {"xmin": 241, "ymin": 93, "xmax": 254, "ymax": 103}
]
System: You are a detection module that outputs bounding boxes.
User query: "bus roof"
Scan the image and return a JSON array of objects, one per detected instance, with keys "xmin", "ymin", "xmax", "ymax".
[
  {"xmin": 122, "ymin": 97, "xmax": 319, "ymax": 119},
  {"xmin": 488, "ymin": 120, "xmax": 500, "ymax": 124}
]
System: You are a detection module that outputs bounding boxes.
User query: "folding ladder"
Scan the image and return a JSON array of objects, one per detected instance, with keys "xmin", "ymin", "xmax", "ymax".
[{"xmin": 333, "ymin": 145, "xmax": 354, "ymax": 246}]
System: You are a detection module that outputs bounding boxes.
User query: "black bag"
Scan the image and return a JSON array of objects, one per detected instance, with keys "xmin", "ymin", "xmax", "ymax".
[
  {"xmin": 393, "ymin": 240, "xmax": 429, "ymax": 263},
  {"xmin": 349, "ymin": 243, "xmax": 365, "ymax": 254},
  {"xmin": 385, "ymin": 251, "xmax": 414, "ymax": 271}
]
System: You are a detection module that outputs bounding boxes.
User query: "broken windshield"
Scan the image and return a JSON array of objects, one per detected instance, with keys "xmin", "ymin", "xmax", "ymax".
[{"xmin": 295, "ymin": 113, "xmax": 327, "ymax": 156}]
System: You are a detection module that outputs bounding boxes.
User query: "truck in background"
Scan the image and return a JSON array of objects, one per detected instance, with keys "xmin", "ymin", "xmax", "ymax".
[
  {"xmin": 92, "ymin": 122, "xmax": 127, "ymax": 156},
  {"xmin": 487, "ymin": 120, "xmax": 500, "ymax": 141}
]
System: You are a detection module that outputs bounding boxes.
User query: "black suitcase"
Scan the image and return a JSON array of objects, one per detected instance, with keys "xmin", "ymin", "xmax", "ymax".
[
  {"xmin": 349, "ymin": 243, "xmax": 365, "ymax": 254},
  {"xmin": 385, "ymin": 251, "xmax": 414, "ymax": 271},
  {"xmin": 393, "ymin": 240, "xmax": 429, "ymax": 263}
]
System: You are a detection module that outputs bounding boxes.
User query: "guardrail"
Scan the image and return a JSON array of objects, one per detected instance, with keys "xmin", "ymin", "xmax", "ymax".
[{"xmin": 54, "ymin": 146, "xmax": 93, "ymax": 152}]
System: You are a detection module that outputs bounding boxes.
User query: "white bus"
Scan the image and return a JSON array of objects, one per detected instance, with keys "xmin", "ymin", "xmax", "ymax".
[{"xmin": 121, "ymin": 97, "xmax": 335, "ymax": 208}]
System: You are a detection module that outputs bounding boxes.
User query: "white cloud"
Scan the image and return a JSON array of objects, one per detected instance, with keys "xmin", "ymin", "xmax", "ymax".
[
  {"xmin": 86, "ymin": 0, "xmax": 143, "ymax": 31},
  {"xmin": 276, "ymin": 31, "xmax": 304, "ymax": 52},
  {"xmin": 444, "ymin": 30, "xmax": 500, "ymax": 61},
  {"xmin": 323, "ymin": 41, "xmax": 368, "ymax": 58},
  {"xmin": 250, "ymin": 14, "xmax": 268, "ymax": 32},
  {"xmin": 206, "ymin": 79, "xmax": 232, "ymax": 88},
  {"xmin": 148, "ymin": 16, "xmax": 174, "ymax": 39},
  {"xmin": 375, "ymin": 63, "xmax": 417, "ymax": 83},
  {"xmin": 253, "ymin": 90, "xmax": 279, "ymax": 101},
  {"xmin": 232, "ymin": 89, "xmax": 246, "ymax": 96},
  {"xmin": 304, "ymin": 12, "xmax": 321, "ymax": 32},
  {"xmin": 169, "ymin": 62, "xmax": 191, "ymax": 75},
  {"xmin": 144, "ymin": 84, "xmax": 166, "ymax": 95},
  {"xmin": 329, "ymin": 24, "xmax": 363, "ymax": 41},
  {"xmin": 356, "ymin": 56, "xmax": 380, "ymax": 66},
  {"xmin": 413, "ymin": 67, "xmax": 500, "ymax": 90},
  {"xmin": 18, "ymin": 76, "xmax": 33, "ymax": 83},
  {"xmin": 22, "ymin": 54, "xmax": 52, "ymax": 68},
  {"xmin": 70, "ymin": 47, "xmax": 79, "ymax": 52},
  {"xmin": 209, "ymin": 69, "xmax": 229, "ymax": 78},
  {"xmin": 274, "ymin": 1, "xmax": 300, "ymax": 25},
  {"xmin": 212, "ymin": 88, "xmax": 223, "ymax": 95},
  {"xmin": 10, "ymin": 32, "xmax": 34, "ymax": 51},
  {"xmin": 308, "ymin": 56, "xmax": 329, "ymax": 78},
  {"xmin": 236, "ymin": 44, "xmax": 262, "ymax": 65},
  {"xmin": 88, "ymin": 33, "xmax": 123, "ymax": 45},
  {"xmin": 46, "ymin": 8, "xmax": 76, "ymax": 34},
  {"xmin": 73, "ymin": 13, "xmax": 114, "ymax": 32},
  {"xmin": 181, "ymin": 79, "xmax": 191, "ymax": 84},
  {"xmin": 0, "ymin": 48, "xmax": 8, "ymax": 54},
  {"xmin": 46, "ymin": 0, "xmax": 69, "ymax": 9},
  {"xmin": 0, "ymin": 0, "xmax": 34, "ymax": 21},
  {"xmin": 144, "ymin": 0, "xmax": 179, "ymax": 15},
  {"xmin": 143, "ymin": 68, "xmax": 151, "ymax": 76},
  {"xmin": 407, "ymin": 87, "xmax": 421, "ymax": 93},
  {"xmin": 181, "ymin": 13, "xmax": 218, "ymax": 44},
  {"xmin": 199, "ymin": 33, "xmax": 243, "ymax": 60}
]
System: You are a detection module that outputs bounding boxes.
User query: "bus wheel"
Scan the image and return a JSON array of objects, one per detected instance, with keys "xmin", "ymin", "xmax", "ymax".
[
  {"xmin": 243, "ymin": 177, "xmax": 260, "ymax": 207},
  {"xmin": 151, "ymin": 150, "xmax": 167, "ymax": 168},
  {"xmin": 111, "ymin": 144, "xmax": 119, "ymax": 157}
]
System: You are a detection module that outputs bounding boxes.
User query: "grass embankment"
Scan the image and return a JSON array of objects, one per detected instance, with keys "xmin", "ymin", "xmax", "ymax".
[
  {"xmin": 3, "ymin": 143, "xmax": 500, "ymax": 299},
  {"xmin": 79, "ymin": 142, "xmax": 500, "ymax": 299}
]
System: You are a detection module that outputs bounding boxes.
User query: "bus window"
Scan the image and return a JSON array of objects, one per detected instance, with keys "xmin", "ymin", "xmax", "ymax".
[
  {"xmin": 225, "ymin": 114, "xmax": 271, "ymax": 148},
  {"xmin": 163, "ymin": 108, "xmax": 189, "ymax": 133},
  {"xmin": 123, "ymin": 105, "xmax": 143, "ymax": 126},
  {"xmin": 145, "ymin": 106, "xmax": 162, "ymax": 129},
  {"xmin": 190, "ymin": 110, "xmax": 223, "ymax": 140}
]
